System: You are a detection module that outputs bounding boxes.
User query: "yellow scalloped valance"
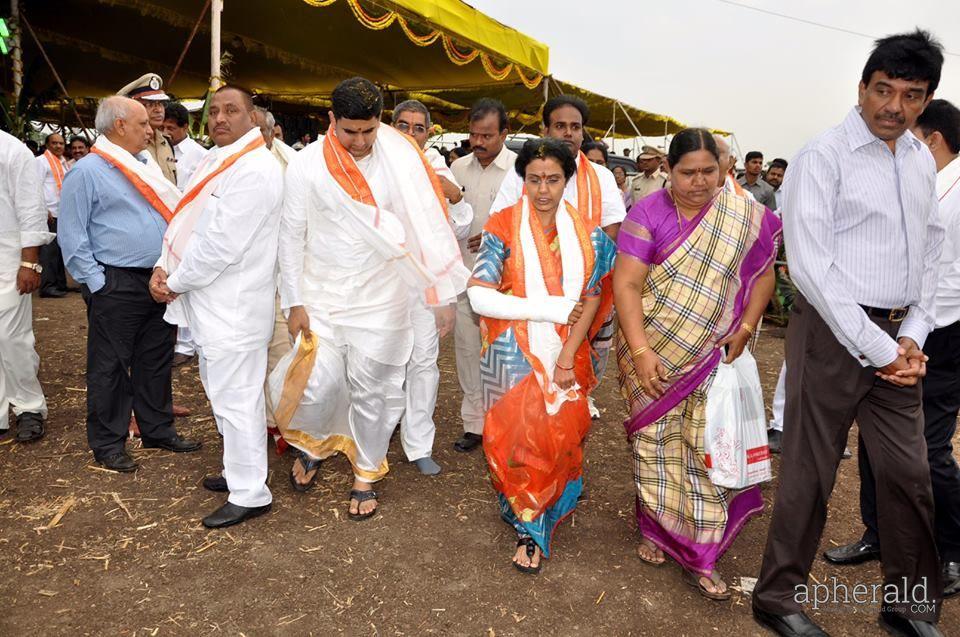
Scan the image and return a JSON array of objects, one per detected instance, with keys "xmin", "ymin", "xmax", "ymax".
[{"xmin": 301, "ymin": 0, "xmax": 545, "ymax": 89}]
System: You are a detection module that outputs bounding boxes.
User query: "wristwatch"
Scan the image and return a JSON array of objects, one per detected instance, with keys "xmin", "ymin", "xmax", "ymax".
[{"xmin": 20, "ymin": 261, "xmax": 42, "ymax": 273}]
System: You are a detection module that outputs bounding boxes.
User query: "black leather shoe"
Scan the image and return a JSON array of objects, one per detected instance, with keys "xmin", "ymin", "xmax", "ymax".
[
  {"xmin": 202, "ymin": 476, "xmax": 228, "ymax": 492},
  {"xmin": 767, "ymin": 429, "xmax": 783, "ymax": 454},
  {"xmin": 202, "ymin": 501, "xmax": 271, "ymax": 529},
  {"xmin": 752, "ymin": 603, "xmax": 829, "ymax": 636},
  {"xmin": 943, "ymin": 561, "xmax": 960, "ymax": 598},
  {"xmin": 39, "ymin": 289, "xmax": 67, "ymax": 298},
  {"xmin": 453, "ymin": 433, "xmax": 482, "ymax": 452},
  {"xmin": 15, "ymin": 411, "xmax": 44, "ymax": 443},
  {"xmin": 823, "ymin": 539, "xmax": 880, "ymax": 565},
  {"xmin": 878, "ymin": 611, "xmax": 942, "ymax": 637},
  {"xmin": 99, "ymin": 451, "xmax": 138, "ymax": 473},
  {"xmin": 142, "ymin": 435, "xmax": 202, "ymax": 453}
]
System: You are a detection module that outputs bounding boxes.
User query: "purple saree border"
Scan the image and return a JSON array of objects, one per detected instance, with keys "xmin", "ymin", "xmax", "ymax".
[{"xmin": 636, "ymin": 485, "xmax": 764, "ymax": 575}]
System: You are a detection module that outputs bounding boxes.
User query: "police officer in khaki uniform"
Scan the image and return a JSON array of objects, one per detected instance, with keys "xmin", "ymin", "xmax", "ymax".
[
  {"xmin": 117, "ymin": 73, "xmax": 178, "ymax": 184},
  {"xmin": 629, "ymin": 144, "xmax": 668, "ymax": 203}
]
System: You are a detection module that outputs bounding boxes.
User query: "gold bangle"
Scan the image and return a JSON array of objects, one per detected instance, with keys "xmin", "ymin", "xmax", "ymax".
[
  {"xmin": 741, "ymin": 323, "xmax": 755, "ymax": 335},
  {"xmin": 632, "ymin": 346, "xmax": 649, "ymax": 357},
  {"xmin": 556, "ymin": 362, "xmax": 574, "ymax": 371}
]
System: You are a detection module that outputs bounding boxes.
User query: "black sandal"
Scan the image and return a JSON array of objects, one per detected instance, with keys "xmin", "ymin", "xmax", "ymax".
[
  {"xmin": 348, "ymin": 488, "xmax": 379, "ymax": 521},
  {"xmin": 513, "ymin": 537, "xmax": 542, "ymax": 575},
  {"xmin": 289, "ymin": 450, "xmax": 322, "ymax": 492},
  {"xmin": 15, "ymin": 412, "xmax": 44, "ymax": 443}
]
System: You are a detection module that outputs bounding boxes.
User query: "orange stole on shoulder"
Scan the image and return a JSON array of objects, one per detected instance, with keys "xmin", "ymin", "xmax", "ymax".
[{"xmin": 479, "ymin": 200, "xmax": 596, "ymax": 521}]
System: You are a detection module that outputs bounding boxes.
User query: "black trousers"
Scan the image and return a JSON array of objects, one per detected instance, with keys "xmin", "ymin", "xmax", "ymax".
[
  {"xmin": 40, "ymin": 218, "xmax": 67, "ymax": 293},
  {"xmin": 860, "ymin": 321, "xmax": 960, "ymax": 563},
  {"xmin": 83, "ymin": 265, "xmax": 176, "ymax": 460},
  {"xmin": 755, "ymin": 296, "xmax": 941, "ymax": 621}
]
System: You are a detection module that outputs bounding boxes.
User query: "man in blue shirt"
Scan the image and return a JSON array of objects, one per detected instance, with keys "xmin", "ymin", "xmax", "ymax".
[{"xmin": 59, "ymin": 96, "xmax": 200, "ymax": 472}]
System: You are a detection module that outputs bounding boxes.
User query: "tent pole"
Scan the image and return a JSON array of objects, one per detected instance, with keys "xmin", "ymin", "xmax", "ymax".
[
  {"xmin": 20, "ymin": 13, "xmax": 91, "ymax": 138},
  {"xmin": 11, "ymin": 0, "xmax": 22, "ymax": 108},
  {"xmin": 170, "ymin": 0, "xmax": 211, "ymax": 86},
  {"xmin": 611, "ymin": 101, "xmax": 616, "ymax": 153},
  {"xmin": 210, "ymin": 0, "xmax": 223, "ymax": 91}
]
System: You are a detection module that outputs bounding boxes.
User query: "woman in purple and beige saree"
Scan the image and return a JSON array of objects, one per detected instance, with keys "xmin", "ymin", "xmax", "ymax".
[{"xmin": 613, "ymin": 129, "xmax": 781, "ymax": 600}]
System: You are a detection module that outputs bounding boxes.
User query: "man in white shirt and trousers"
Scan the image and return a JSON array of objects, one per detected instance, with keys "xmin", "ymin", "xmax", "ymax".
[
  {"xmin": 449, "ymin": 98, "xmax": 517, "ymax": 452},
  {"xmin": 163, "ymin": 102, "xmax": 209, "ymax": 367},
  {"xmin": 275, "ymin": 77, "xmax": 468, "ymax": 520},
  {"xmin": 0, "ymin": 131, "xmax": 54, "ymax": 442},
  {"xmin": 152, "ymin": 86, "xmax": 282, "ymax": 529},
  {"xmin": 391, "ymin": 99, "xmax": 472, "ymax": 474}
]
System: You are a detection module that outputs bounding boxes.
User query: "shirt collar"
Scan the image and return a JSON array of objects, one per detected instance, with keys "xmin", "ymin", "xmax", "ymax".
[
  {"xmin": 482, "ymin": 143, "xmax": 513, "ymax": 171},
  {"xmin": 843, "ymin": 106, "xmax": 922, "ymax": 153},
  {"xmin": 211, "ymin": 127, "xmax": 262, "ymax": 159}
]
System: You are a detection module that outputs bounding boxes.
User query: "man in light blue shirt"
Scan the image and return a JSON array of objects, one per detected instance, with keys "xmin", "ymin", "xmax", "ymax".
[{"xmin": 58, "ymin": 96, "xmax": 199, "ymax": 473}]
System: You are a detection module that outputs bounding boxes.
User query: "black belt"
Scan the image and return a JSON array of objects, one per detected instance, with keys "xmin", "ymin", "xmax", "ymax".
[{"xmin": 860, "ymin": 305, "xmax": 909, "ymax": 323}]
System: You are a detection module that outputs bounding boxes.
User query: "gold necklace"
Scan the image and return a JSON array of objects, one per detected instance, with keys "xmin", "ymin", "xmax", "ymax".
[{"xmin": 668, "ymin": 188, "xmax": 691, "ymax": 229}]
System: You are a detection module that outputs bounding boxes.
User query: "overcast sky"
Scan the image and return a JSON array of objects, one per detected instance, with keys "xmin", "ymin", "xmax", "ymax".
[{"xmin": 468, "ymin": 0, "xmax": 960, "ymax": 161}]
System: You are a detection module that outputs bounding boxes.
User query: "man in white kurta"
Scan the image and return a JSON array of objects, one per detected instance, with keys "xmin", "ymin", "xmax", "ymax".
[
  {"xmin": 391, "ymin": 99, "xmax": 472, "ymax": 474},
  {"xmin": 35, "ymin": 133, "xmax": 70, "ymax": 297},
  {"xmin": 0, "ymin": 130, "xmax": 54, "ymax": 441},
  {"xmin": 152, "ymin": 87, "xmax": 282, "ymax": 529},
  {"xmin": 277, "ymin": 77, "xmax": 468, "ymax": 519}
]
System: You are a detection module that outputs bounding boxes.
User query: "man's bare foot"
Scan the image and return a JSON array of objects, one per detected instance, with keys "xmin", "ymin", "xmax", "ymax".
[
  {"xmin": 349, "ymin": 480, "xmax": 378, "ymax": 518},
  {"xmin": 291, "ymin": 454, "xmax": 321, "ymax": 488},
  {"xmin": 637, "ymin": 538, "xmax": 666, "ymax": 565}
]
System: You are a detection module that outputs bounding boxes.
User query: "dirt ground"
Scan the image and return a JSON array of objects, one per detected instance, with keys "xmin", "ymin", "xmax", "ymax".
[{"xmin": 1, "ymin": 295, "xmax": 957, "ymax": 637}]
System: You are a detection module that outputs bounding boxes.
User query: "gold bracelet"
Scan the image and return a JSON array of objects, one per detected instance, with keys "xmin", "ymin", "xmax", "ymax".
[
  {"xmin": 741, "ymin": 323, "xmax": 755, "ymax": 335},
  {"xmin": 632, "ymin": 346, "xmax": 649, "ymax": 357},
  {"xmin": 556, "ymin": 362, "xmax": 574, "ymax": 371}
]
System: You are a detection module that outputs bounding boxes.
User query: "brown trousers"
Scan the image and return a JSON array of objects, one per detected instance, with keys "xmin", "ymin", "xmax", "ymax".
[{"xmin": 754, "ymin": 296, "xmax": 941, "ymax": 621}]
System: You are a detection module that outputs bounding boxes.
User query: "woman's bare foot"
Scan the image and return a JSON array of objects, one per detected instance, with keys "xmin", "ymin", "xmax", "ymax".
[
  {"xmin": 637, "ymin": 537, "xmax": 666, "ymax": 565},
  {"xmin": 512, "ymin": 538, "xmax": 541, "ymax": 572}
]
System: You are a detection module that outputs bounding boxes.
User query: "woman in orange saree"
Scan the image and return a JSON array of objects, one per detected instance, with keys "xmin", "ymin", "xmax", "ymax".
[{"xmin": 467, "ymin": 139, "xmax": 616, "ymax": 574}]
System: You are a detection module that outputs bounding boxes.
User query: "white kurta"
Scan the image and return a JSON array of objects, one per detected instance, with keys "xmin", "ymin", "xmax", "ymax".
[
  {"xmin": 166, "ymin": 131, "xmax": 283, "ymax": 508},
  {"xmin": 491, "ymin": 156, "xmax": 627, "ymax": 229},
  {"xmin": 173, "ymin": 137, "xmax": 208, "ymax": 191},
  {"xmin": 278, "ymin": 141, "xmax": 418, "ymax": 480},
  {"xmin": 34, "ymin": 152, "xmax": 67, "ymax": 218},
  {"xmin": 424, "ymin": 147, "xmax": 473, "ymax": 240},
  {"xmin": 0, "ymin": 131, "xmax": 54, "ymax": 421}
]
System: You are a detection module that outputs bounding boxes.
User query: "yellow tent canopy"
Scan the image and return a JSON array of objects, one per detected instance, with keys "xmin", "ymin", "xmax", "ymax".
[
  {"xmin": 21, "ymin": 0, "xmax": 548, "ymax": 101},
  {"xmin": 17, "ymin": 0, "xmax": 718, "ymax": 137}
]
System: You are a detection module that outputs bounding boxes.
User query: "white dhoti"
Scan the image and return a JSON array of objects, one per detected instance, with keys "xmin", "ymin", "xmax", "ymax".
[
  {"xmin": 454, "ymin": 294, "xmax": 484, "ymax": 435},
  {"xmin": 175, "ymin": 326, "xmax": 196, "ymax": 356},
  {"xmin": 269, "ymin": 331, "xmax": 405, "ymax": 483},
  {"xmin": 400, "ymin": 298, "xmax": 440, "ymax": 460},
  {"xmin": 769, "ymin": 361, "xmax": 786, "ymax": 432},
  {"xmin": 0, "ymin": 291, "xmax": 48, "ymax": 422},
  {"xmin": 198, "ymin": 346, "xmax": 272, "ymax": 507},
  {"xmin": 265, "ymin": 295, "xmax": 292, "ymax": 430}
]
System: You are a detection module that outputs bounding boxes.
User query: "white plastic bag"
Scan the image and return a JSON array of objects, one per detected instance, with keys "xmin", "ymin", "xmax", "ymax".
[{"xmin": 704, "ymin": 348, "xmax": 772, "ymax": 489}]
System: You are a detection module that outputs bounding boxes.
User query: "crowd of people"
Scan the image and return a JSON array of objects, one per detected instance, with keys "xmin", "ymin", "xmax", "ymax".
[{"xmin": 1, "ymin": 27, "xmax": 959, "ymax": 637}]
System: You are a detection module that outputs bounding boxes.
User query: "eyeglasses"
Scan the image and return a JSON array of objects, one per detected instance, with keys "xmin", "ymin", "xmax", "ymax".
[{"xmin": 395, "ymin": 122, "xmax": 428, "ymax": 134}]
